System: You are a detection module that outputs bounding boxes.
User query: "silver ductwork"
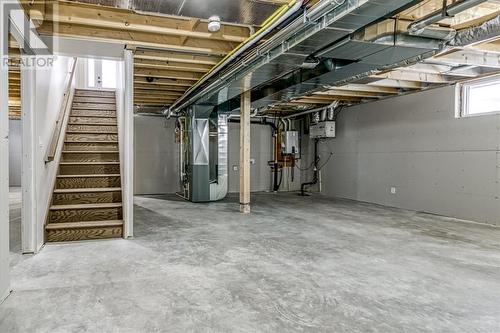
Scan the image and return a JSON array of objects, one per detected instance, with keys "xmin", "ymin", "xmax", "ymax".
[
  {"xmin": 209, "ymin": 114, "xmax": 228, "ymax": 201},
  {"xmin": 172, "ymin": 0, "xmax": 497, "ymax": 203},
  {"xmin": 408, "ymin": 0, "xmax": 489, "ymax": 35},
  {"xmin": 173, "ymin": 0, "xmax": 422, "ymax": 113},
  {"xmin": 177, "ymin": 106, "xmax": 228, "ymax": 202},
  {"xmin": 450, "ymin": 14, "xmax": 500, "ymax": 47},
  {"xmin": 249, "ymin": 18, "xmax": 445, "ymax": 110},
  {"xmin": 413, "ymin": 26, "xmax": 456, "ymax": 40}
]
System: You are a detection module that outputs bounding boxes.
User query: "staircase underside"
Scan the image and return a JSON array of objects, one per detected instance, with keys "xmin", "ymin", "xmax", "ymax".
[{"xmin": 45, "ymin": 89, "xmax": 123, "ymax": 242}]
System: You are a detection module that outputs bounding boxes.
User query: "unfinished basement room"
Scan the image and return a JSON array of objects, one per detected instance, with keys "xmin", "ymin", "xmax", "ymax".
[{"xmin": 1, "ymin": 0, "xmax": 500, "ymax": 332}]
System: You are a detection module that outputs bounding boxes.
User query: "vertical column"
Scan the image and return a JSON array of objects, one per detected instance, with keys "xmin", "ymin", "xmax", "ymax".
[
  {"xmin": 0, "ymin": 4, "xmax": 11, "ymax": 300},
  {"xmin": 239, "ymin": 84, "xmax": 251, "ymax": 214},
  {"xmin": 21, "ymin": 57, "xmax": 38, "ymax": 253},
  {"xmin": 123, "ymin": 49, "xmax": 134, "ymax": 237}
]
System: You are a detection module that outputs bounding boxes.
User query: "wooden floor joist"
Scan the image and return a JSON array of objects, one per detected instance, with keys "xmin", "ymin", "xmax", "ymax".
[
  {"xmin": 27, "ymin": 1, "xmax": 253, "ymax": 110},
  {"xmin": 134, "ymin": 58, "xmax": 214, "ymax": 73},
  {"xmin": 134, "ymin": 67, "xmax": 204, "ymax": 81},
  {"xmin": 46, "ymin": 1, "xmax": 249, "ymax": 47},
  {"xmin": 133, "ymin": 49, "xmax": 222, "ymax": 66}
]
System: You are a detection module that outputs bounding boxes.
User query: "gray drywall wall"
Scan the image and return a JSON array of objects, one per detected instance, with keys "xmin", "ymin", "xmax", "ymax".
[
  {"xmin": 317, "ymin": 85, "xmax": 500, "ymax": 225},
  {"xmin": 134, "ymin": 116, "xmax": 180, "ymax": 195},
  {"xmin": 227, "ymin": 122, "xmax": 274, "ymax": 193},
  {"xmin": 133, "ymin": 119, "xmax": 280, "ymax": 195},
  {"xmin": 8, "ymin": 119, "xmax": 21, "ymax": 187}
]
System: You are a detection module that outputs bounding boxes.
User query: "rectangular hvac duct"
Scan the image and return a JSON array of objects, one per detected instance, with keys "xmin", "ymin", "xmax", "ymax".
[{"xmin": 188, "ymin": 0, "xmax": 423, "ymax": 110}]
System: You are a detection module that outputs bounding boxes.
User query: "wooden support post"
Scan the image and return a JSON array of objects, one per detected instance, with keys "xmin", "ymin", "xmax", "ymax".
[
  {"xmin": 239, "ymin": 83, "xmax": 251, "ymax": 214},
  {"xmin": 123, "ymin": 49, "xmax": 134, "ymax": 237}
]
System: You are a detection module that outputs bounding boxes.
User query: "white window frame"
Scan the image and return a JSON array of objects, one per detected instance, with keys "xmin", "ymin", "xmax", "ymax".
[{"xmin": 459, "ymin": 75, "xmax": 500, "ymax": 118}]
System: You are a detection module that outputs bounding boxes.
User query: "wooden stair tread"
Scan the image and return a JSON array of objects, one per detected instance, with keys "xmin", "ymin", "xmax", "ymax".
[
  {"xmin": 46, "ymin": 88, "xmax": 122, "ymax": 242},
  {"xmin": 62, "ymin": 151, "xmax": 118, "ymax": 153},
  {"xmin": 46, "ymin": 220, "xmax": 123, "ymax": 230},
  {"xmin": 66, "ymin": 131, "xmax": 118, "ymax": 134},
  {"xmin": 76, "ymin": 89, "xmax": 115, "ymax": 92},
  {"xmin": 75, "ymin": 92, "xmax": 115, "ymax": 95},
  {"xmin": 50, "ymin": 202, "xmax": 122, "ymax": 210},
  {"xmin": 65, "ymin": 140, "xmax": 118, "ymax": 143},
  {"xmin": 59, "ymin": 161, "xmax": 120, "ymax": 165},
  {"xmin": 75, "ymin": 91, "xmax": 115, "ymax": 98},
  {"xmin": 54, "ymin": 187, "xmax": 122, "ymax": 193},
  {"xmin": 68, "ymin": 122, "xmax": 116, "ymax": 126},
  {"xmin": 74, "ymin": 97, "xmax": 115, "ymax": 99},
  {"xmin": 57, "ymin": 174, "xmax": 120, "ymax": 178},
  {"xmin": 73, "ymin": 96, "xmax": 115, "ymax": 99},
  {"xmin": 69, "ymin": 115, "xmax": 116, "ymax": 118}
]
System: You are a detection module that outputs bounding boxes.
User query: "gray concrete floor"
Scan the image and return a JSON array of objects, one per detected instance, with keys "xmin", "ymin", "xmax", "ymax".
[{"xmin": 1, "ymin": 192, "xmax": 500, "ymax": 332}]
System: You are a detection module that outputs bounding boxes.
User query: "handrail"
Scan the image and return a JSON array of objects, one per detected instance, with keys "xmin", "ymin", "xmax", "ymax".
[{"xmin": 45, "ymin": 57, "xmax": 78, "ymax": 163}]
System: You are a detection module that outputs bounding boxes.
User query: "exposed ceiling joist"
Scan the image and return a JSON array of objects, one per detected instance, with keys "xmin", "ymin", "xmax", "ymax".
[
  {"xmin": 433, "ymin": 49, "xmax": 500, "ymax": 68},
  {"xmin": 19, "ymin": 0, "xmax": 46, "ymax": 25},
  {"xmin": 372, "ymin": 70, "xmax": 452, "ymax": 83},
  {"xmin": 40, "ymin": 22, "xmax": 236, "ymax": 55},
  {"xmin": 134, "ymin": 95, "xmax": 177, "ymax": 100},
  {"xmin": 134, "ymin": 67, "xmax": 203, "ymax": 81},
  {"xmin": 134, "ymin": 100, "xmax": 174, "ymax": 104},
  {"xmin": 133, "ymin": 49, "xmax": 221, "ymax": 65},
  {"xmin": 134, "ymin": 77, "xmax": 194, "ymax": 87},
  {"xmin": 41, "ymin": 1, "xmax": 249, "ymax": 54},
  {"xmin": 133, "ymin": 84, "xmax": 188, "ymax": 93},
  {"xmin": 472, "ymin": 38, "xmax": 500, "ymax": 53},
  {"xmin": 314, "ymin": 90, "xmax": 384, "ymax": 99},
  {"xmin": 134, "ymin": 58, "xmax": 213, "ymax": 73},
  {"xmin": 257, "ymin": 3, "xmax": 500, "ymax": 116},
  {"xmin": 367, "ymin": 79, "xmax": 424, "ymax": 90},
  {"xmin": 404, "ymin": 63, "xmax": 473, "ymax": 76},
  {"xmin": 294, "ymin": 96, "xmax": 362, "ymax": 104},
  {"xmin": 134, "ymin": 90, "xmax": 183, "ymax": 97},
  {"xmin": 332, "ymin": 84, "xmax": 401, "ymax": 94}
]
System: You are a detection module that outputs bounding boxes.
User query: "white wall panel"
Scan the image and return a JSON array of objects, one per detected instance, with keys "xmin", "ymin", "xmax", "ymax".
[
  {"xmin": 8, "ymin": 120, "xmax": 21, "ymax": 187},
  {"xmin": 35, "ymin": 56, "xmax": 73, "ymax": 250}
]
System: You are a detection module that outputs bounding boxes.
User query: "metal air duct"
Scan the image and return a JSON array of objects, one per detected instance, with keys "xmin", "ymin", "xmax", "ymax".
[
  {"xmin": 408, "ymin": 0, "xmax": 489, "ymax": 35},
  {"xmin": 178, "ymin": 104, "xmax": 229, "ymax": 202},
  {"xmin": 171, "ymin": 0, "xmax": 422, "ymax": 114}
]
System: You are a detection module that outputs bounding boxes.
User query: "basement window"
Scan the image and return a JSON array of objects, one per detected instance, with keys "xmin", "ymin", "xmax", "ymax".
[{"xmin": 460, "ymin": 75, "xmax": 500, "ymax": 117}]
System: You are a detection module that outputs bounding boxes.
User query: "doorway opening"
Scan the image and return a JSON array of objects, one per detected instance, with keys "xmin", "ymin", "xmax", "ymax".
[
  {"xmin": 85, "ymin": 58, "xmax": 118, "ymax": 90},
  {"xmin": 8, "ymin": 44, "xmax": 22, "ymax": 255}
]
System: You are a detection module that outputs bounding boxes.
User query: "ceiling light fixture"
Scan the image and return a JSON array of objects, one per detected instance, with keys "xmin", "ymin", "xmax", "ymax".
[{"xmin": 208, "ymin": 15, "xmax": 221, "ymax": 33}]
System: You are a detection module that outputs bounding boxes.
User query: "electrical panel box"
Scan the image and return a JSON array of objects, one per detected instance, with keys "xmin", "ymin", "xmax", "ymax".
[
  {"xmin": 310, "ymin": 121, "xmax": 336, "ymax": 139},
  {"xmin": 282, "ymin": 131, "xmax": 299, "ymax": 155}
]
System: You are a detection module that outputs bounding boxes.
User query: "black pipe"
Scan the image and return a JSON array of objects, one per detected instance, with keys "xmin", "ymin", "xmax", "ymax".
[
  {"xmin": 228, "ymin": 117, "xmax": 280, "ymax": 191},
  {"xmin": 300, "ymin": 138, "xmax": 319, "ymax": 196}
]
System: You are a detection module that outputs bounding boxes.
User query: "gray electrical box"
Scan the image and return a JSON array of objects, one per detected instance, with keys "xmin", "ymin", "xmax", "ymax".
[
  {"xmin": 310, "ymin": 121, "xmax": 336, "ymax": 139},
  {"xmin": 282, "ymin": 131, "xmax": 299, "ymax": 155}
]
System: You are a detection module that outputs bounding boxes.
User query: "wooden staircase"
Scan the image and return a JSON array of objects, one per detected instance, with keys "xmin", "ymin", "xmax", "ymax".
[{"xmin": 45, "ymin": 89, "xmax": 123, "ymax": 242}]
